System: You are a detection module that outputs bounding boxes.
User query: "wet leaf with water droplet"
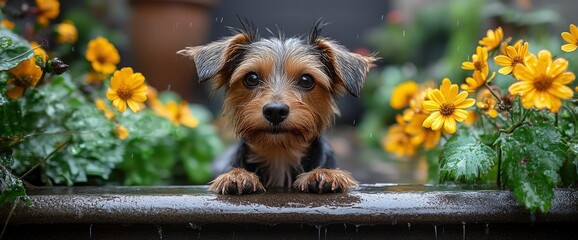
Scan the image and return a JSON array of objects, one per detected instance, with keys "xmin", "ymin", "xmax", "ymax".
[
  {"xmin": 439, "ymin": 130, "xmax": 496, "ymax": 183},
  {"xmin": 500, "ymin": 123, "xmax": 567, "ymax": 213}
]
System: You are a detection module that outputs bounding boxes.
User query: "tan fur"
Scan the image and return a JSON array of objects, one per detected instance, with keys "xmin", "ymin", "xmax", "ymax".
[
  {"xmin": 209, "ymin": 168, "xmax": 265, "ymax": 195},
  {"xmin": 293, "ymin": 168, "xmax": 358, "ymax": 193}
]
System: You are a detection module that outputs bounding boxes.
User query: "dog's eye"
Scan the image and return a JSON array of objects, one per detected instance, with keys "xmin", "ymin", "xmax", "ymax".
[
  {"xmin": 297, "ymin": 74, "xmax": 314, "ymax": 90},
  {"xmin": 244, "ymin": 72, "xmax": 260, "ymax": 88}
]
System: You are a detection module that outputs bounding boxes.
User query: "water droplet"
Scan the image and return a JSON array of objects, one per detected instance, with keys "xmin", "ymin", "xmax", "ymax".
[
  {"xmin": 157, "ymin": 225, "xmax": 163, "ymax": 240},
  {"xmin": 220, "ymin": 17, "xmax": 224, "ymax": 23},
  {"xmin": 175, "ymin": 22, "xmax": 179, "ymax": 29},
  {"xmin": 457, "ymin": 20, "xmax": 460, "ymax": 26},
  {"xmin": 434, "ymin": 225, "xmax": 438, "ymax": 239},
  {"xmin": 356, "ymin": 34, "xmax": 360, "ymax": 39},
  {"xmin": 190, "ymin": 22, "xmax": 193, "ymax": 28},
  {"xmin": 402, "ymin": 30, "xmax": 406, "ymax": 37},
  {"xmin": 352, "ymin": 119, "xmax": 356, "ymax": 125},
  {"xmin": 381, "ymin": 14, "xmax": 384, "ymax": 20},
  {"xmin": 457, "ymin": 45, "xmax": 460, "ymax": 51},
  {"xmin": 462, "ymin": 222, "xmax": 466, "ymax": 240},
  {"xmin": 369, "ymin": 133, "xmax": 373, "ymax": 139},
  {"xmin": 167, "ymin": 84, "xmax": 171, "ymax": 91},
  {"xmin": 71, "ymin": 46, "xmax": 75, "ymax": 52},
  {"xmin": 485, "ymin": 223, "xmax": 490, "ymax": 235},
  {"xmin": 131, "ymin": 153, "xmax": 134, "ymax": 159},
  {"xmin": 89, "ymin": 224, "xmax": 92, "ymax": 239},
  {"xmin": 408, "ymin": 223, "xmax": 411, "ymax": 231},
  {"xmin": 355, "ymin": 224, "xmax": 360, "ymax": 233}
]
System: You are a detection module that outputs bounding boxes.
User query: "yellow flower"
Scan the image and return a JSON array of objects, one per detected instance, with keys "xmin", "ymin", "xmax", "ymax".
[
  {"xmin": 461, "ymin": 71, "xmax": 495, "ymax": 93},
  {"xmin": 509, "ymin": 50, "xmax": 575, "ymax": 113},
  {"xmin": 155, "ymin": 101, "xmax": 200, "ymax": 128},
  {"xmin": 406, "ymin": 113, "xmax": 441, "ymax": 149},
  {"xmin": 499, "ymin": 38, "xmax": 523, "ymax": 55},
  {"xmin": 476, "ymin": 88, "xmax": 499, "ymax": 118},
  {"xmin": 115, "ymin": 125, "xmax": 129, "ymax": 140},
  {"xmin": 55, "ymin": 21, "xmax": 78, "ymax": 44},
  {"xmin": 494, "ymin": 42, "xmax": 532, "ymax": 75},
  {"xmin": 83, "ymin": 71, "xmax": 107, "ymax": 85},
  {"xmin": 95, "ymin": 98, "xmax": 116, "ymax": 120},
  {"xmin": 461, "ymin": 46, "xmax": 489, "ymax": 77},
  {"xmin": 383, "ymin": 115, "xmax": 418, "ymax": 157},
  {"xmin": 1, "ymin": 19, "xmax": 14, "ymax": 29},
  {"xmin": 85, "ymin": 37, "xmax": 120, "ymax": 75},
  {"xmin": 31, "ymin": 41, "xmax": 48, "ymax": 63},
  {"xmin": 106, "ymin": 67, "xmax": 148, "ymax": 113},
  {"xmin": 35, "ymin": 0, "xmax": 59, "ymax": 26},
  {"xmin": 390, "ymin": 81, "xmax": 419, "ymax": 109},
  {"xmin": 422, "ymin": 78, "xmax": 476, "ymax": 134},
  {"xmin": 5, "ymin": 57, "xmax": 43, "ymax": 99},
  {"xmin": 561, "ymin": 24, "xmax": 578, "ymax": 52},
  {"xmin": 479, "ymin": 26, "xmax": 503, "ymax": 51}
]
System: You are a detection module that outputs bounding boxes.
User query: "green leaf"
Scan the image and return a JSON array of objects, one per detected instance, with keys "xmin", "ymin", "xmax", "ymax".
[
  {"xmin": 0, "ymin": 28, "xmax": 33, "ymax": 71},
  {"xmin": 439, "ymin": 130, "xmax": 496, "ymax": 183},
  {"xmin": 500, "ymin": 123, "xmax": 567, "ymax": 213},
  {"xmin": 0, "ymin": 153, "xmax": 30, "ymax": 206}
]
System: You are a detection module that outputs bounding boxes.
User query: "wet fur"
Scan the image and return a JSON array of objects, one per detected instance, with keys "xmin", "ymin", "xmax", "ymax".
[{"xmin": 179, "ymin": 19, "xmax": 375, "ymax": 194}]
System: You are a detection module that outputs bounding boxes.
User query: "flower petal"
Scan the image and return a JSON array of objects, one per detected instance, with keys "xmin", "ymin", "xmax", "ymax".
[
  {"xmin": 494, "ymin": 55, "xmax": 512, "ymax": 67},
  {"xmin": 498, "ymin": 66, "xmax": 513, "ymax": 75},
  {"xmin": 454, "ymin": 98, "xmax": 475, "ymax": 109},
  {"xmin": 453, "ymin": 109, "xmax": 469, "ymax": 122},
  {"xmin": 422, "ymin": 100, "xmax": 440, "ymax": 112},
  {"xmin": 547, "ymin": 83, "xmax": 574, "ymax": 99},
  {"xmin": 561, "ymin": 44, "xmax": 578, "ymax": 52},
  {"xmin": 127, "ymin": 99, "xmax": 141, "ymax": 113},
  {"xmin": 443, "ymin": 117, "xmax": 457, "ymax": 134},
  {"xmin": 561, "ymin": 32, "xmax": 577, "ymax": 44}
]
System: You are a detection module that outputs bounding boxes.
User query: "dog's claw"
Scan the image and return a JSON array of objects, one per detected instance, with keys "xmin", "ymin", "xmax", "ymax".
[
  {"xmin": 293, "ymin": 168, "xmax": 357, "ymax": 194},
  {"xmin": 209, "ymin": 168, "xmax": 265, "ymax": 195}
]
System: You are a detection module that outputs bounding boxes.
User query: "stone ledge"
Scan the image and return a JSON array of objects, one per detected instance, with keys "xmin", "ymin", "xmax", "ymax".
[{"xmin": 2, "ymin": 184, "xmax": 577, "ymax": 226}]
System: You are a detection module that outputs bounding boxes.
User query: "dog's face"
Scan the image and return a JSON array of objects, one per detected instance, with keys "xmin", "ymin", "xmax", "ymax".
[{"xmin": 179, "ymin": 21, "xmax": 375, "ymax": 148}]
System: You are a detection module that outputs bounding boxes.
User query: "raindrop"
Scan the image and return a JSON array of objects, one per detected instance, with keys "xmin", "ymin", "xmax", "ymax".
[
  {"xmin": 343, "ymin": 223, "xmax": 347, "ymax": 230},
  {"xmin": 157, "ymin": 225, "xmax": 163, "ymax": 240},
  {"xmin": 324, "ymin": 227, "xmax": 328, "ymax": 240},
  {"xmin": 381, "ymin": 14, "xmax": 384, "ymax": 20},
  {"xmin": 457, "ymin": 45, "xmax": 460, "ymax": 52},
  {"xmin": 457, "ymin": 20, "xmax": 460, "ymax": 27},
  {"xmin": 71, "ymin": 46, "xmax": 75, "ymax": 52},
  {"xmin": 220, "ymin": 17, "xmax": 224, "ymax": 23},
  {"xmin": 131, "ymin": 153, "xmax": 134, "ymax": 159},
  {"xmin": 355, "ymin": 224, "xmax": 360, "ymax": 233},
  {"xmin": 89, "ymin": 224, "xmax": 92, "ymax": 239},
  {"xmin": 175, "ymin": 22, "xmax": 180, "ymax": 29},
  {"xmin": 215, "ymin": 17, "xmax": 218, "ymax": 22},
  {"xmin": 434, "ymin": 225, "xmax": 438, "ymax": 239},
  {"xmin": 369, "ymin": 133, "xmax": 373, "ymax": 139},
  {"xmin": 190, "ymin": 22, "xmax": 193, "ymax": 28},
  {"xmin": 356, "ymin": 34, "xmax": 360, "ymax": 39},
  {"xmin": 402, "ymin": 30, "xmax": 406, "ymax": 37},
  {"xmin": 352, "ymin": 119, "xmax": 356, "ymax": 125},
  {"xmin": 167, "ymin": 84, "xmax": 172, "ymax": 91},
  {"xmin": 407, "ymin": 223, "xmax": 411, "ymax": 231},
  {"xmin": 485, "ymin": 223, "xmax": 490, "ymax": 235},
  {"xmin": 462, "ymin": 223, "xmax": 466, "ymax": 240}
]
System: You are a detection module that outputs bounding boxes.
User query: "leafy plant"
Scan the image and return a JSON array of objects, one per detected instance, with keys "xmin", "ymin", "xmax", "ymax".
[
  {"xmin": 368, "ymin": 1, "xmax": 578, "ymax": 213},
  {"xmin": 0, "ymin": 1, "xmax": 223, "ymax": 206}
]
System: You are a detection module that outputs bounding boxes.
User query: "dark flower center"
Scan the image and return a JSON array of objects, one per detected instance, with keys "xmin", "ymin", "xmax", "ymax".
[{"xmin": 440, "ymin": 103, "xmax": 455, "ymax": 116}]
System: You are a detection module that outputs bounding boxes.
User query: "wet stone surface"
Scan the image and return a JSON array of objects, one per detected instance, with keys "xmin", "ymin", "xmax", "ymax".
[{"xmin": 1, "ymin": 184, "xmax": 578, "ymax": 239}]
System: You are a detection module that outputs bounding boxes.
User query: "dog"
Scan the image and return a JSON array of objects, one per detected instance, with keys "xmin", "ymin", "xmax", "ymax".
[{"xmin": 178, "ymin": 19, "xmax": 375, "ymax": 194}]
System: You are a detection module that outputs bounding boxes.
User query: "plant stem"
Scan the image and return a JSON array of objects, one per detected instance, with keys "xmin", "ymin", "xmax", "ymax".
[
  {"xmin": 0, "ymin": 199, "xmax": 18, "ymax": 239},
  {"xmin": 19, "ymin": 139, "xmax": 71, "ymax": 180},
  {"xmin": 496, "ymin": 139, "xmax": 502, "ymax": 188},
  {"xmin": 502, "ymin": 109, "xmax": 530, "ymax": 134},
  {"xmin": 485, "ymin": 83, "xmax": 502, "ymax": 103}
]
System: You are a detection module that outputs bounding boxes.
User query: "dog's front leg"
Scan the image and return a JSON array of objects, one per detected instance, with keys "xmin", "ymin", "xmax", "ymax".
[{"xmin": 209, "ymin": 168, "xmax": 265, "ymax": 195}]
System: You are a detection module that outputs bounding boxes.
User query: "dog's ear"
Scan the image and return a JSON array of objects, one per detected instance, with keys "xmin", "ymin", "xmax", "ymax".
[
  {"xmin": 309, "ymin": 20, "xmax": 376, "ymax": 97},
  {"xmin": 178, "ymin": 20, "xmax": 258, "ymax": 89}
]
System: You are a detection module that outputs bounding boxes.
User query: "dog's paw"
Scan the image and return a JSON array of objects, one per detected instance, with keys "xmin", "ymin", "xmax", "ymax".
[
  {"xmin": 293, "ymin": 168, "xmax": 357, "ymax": 194},
  {"xmin": 209, "ymin": 168, "xmax": 265, "ymax": 195}
]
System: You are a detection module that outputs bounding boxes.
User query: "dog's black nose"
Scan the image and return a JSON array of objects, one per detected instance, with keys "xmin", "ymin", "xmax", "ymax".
[{"xmin": 263, "ymin": 102, "xmax": 289, "ymax": 124}]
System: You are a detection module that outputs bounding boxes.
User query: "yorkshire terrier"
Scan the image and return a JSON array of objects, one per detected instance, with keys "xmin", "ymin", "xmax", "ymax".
[{"xmin": 178, "ymin": 19, "xmax": 375, "ymax": 194}]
